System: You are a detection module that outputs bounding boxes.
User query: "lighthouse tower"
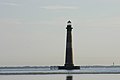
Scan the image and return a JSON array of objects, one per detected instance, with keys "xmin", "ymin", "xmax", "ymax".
[
  {"xmin": 65, "ymin": 21, "xmax": 74, "ymax": 68},
  {"xmin": 58, "ymin": 21, "xmax": 80, "ymax": 70}
]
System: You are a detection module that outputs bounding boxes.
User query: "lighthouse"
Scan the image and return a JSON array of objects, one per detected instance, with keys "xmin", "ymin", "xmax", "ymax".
[
  {"xmin": 65, "ymin": 21, "xmax": 74, "ymax": 68},
  {"xmin": 58, "ymin": 21, "xmax": 80, "ymax": 70}
]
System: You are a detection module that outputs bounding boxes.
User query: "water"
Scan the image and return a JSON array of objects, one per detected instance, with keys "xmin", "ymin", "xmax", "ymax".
[
  {"xmin": 1, "ymin": 74, "xmax": 120, "ymax": 80},
  {"xmin": 1, "ymin": 67, "xmax": 120, "ymax": 80},
  {"xmin": 1, "ymin": 66, "xmax": 120, "ymax": 74}
]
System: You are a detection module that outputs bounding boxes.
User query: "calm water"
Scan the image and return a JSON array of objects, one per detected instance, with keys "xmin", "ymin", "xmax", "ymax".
[{"xmin": 0, "ymin": 74, "xmax": 120, "ymax": 80}]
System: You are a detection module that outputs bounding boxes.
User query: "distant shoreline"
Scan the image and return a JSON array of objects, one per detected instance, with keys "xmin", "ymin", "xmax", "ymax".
[
  {"xmin": 1, "ymin": 65, "xmax": 120, "ymax": 68},
  {"xmin": 1, "ymin": 72, "xmax": 120, "ymax": 75}
]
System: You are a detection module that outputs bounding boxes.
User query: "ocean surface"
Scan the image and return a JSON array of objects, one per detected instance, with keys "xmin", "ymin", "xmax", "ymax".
[
  {"xmin": 1, "ymin": 74, "xmax": 120, "ymax": 80},
  {"xmin": 1, "ymin": 66, "xmax": 120, "ymax": 74},
  {"xmin": 1, "ymin": 66, "xmax": 120, "ymax": 80}
]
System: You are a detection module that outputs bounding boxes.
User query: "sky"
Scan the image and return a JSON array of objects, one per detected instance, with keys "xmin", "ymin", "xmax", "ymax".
[{"xmin": 0, "ymin": 0, "xmax": 120, "ymax": 66}]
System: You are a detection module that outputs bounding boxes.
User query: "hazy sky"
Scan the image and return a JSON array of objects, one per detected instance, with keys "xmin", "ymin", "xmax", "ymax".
[{"xmin": 0, "ymin": 0, "xmax": 120, "ymax": 66}]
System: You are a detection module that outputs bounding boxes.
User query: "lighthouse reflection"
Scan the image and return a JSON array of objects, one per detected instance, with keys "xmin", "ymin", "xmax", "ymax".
[{"xmin": 66, "ymin": 76, "xmax": 73, "ymax": 80}]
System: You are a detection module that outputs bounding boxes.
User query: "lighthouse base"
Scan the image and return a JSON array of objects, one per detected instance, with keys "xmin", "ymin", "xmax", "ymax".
[{"xmin": 58, "ymin": 66, "xmax": 80, "ymax": 70}]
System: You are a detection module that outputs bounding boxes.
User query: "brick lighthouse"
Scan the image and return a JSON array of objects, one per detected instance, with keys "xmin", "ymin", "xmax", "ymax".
[{"xmin": 58, "ymin": 21, "xmax": 80, "ymax": 70}]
